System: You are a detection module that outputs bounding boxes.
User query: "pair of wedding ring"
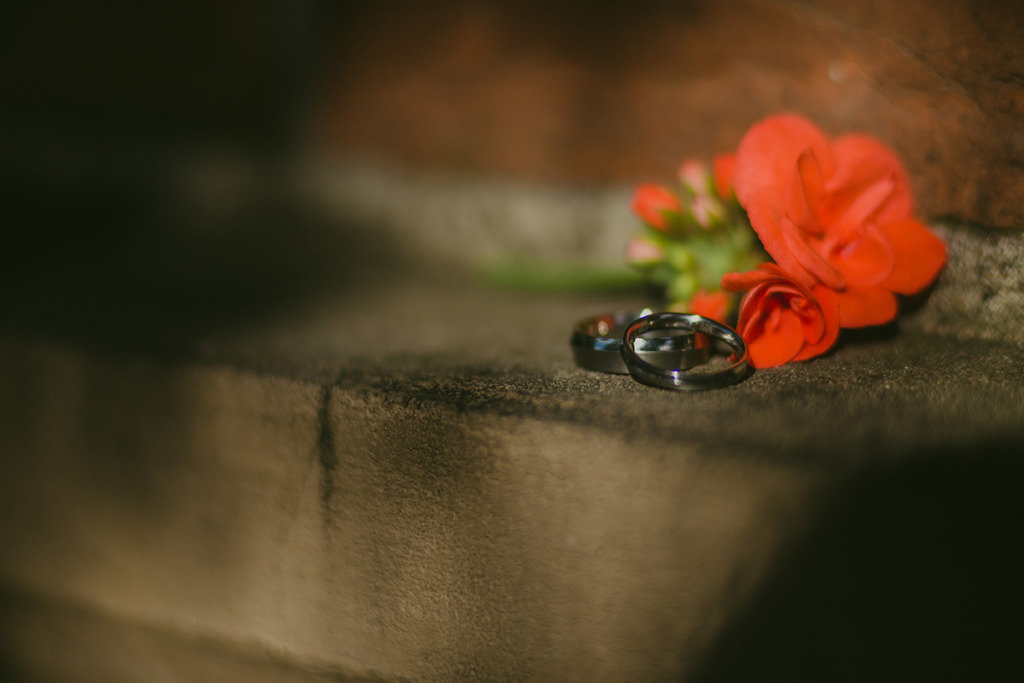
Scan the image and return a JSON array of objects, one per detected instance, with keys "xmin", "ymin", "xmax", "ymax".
[{"xmin": 570, "ymin": 310, "xmax": 750, "ymax": 390}]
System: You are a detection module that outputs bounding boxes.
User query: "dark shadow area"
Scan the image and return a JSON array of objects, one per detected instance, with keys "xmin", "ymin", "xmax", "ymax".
[
  {"xmin": 1, "ymin": 2, "xmax": 334, "ymax": 150},
  {"xmin": 1, "ymin": 2, "xmax": 401, "ymax": 356},
  {"xmin": 0, "ymin": 174, "xmax": 410, "ymax": 356},
  {"xmin": 831, "ymin": 319, "xmax": 900, "ymax": 347},
  {"xmin": 689, "ymin": 441, "xmax": 1024, "ymax": 682}
]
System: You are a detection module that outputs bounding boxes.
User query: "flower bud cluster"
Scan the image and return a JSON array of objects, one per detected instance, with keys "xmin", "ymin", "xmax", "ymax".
[{"xmin": 625, "ymin": 158, "xmax": 763, "ymax": 322}]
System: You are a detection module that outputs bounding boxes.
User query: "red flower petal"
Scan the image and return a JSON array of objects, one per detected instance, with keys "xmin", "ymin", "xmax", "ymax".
[
  {"xmin": 731, "ymin": 264, "xmax": 840, "ymax": 368},
  {"xmin": 782, "ymin": 217, "xmax": 845, "ymax": 289},
  {"xmin": 738, "ymin": 283, "xmax": 771, "ymax": 330},
  {"xmin": 734, "ymin": 115, "xmax": 835, "ymax": 275},
  {"xmin": 823, "ymin": 221, "xmax": 895, "ymax": 287},
  {"xmin": 825, "ymin": 134, "xmax": 913, "ymax": 227},
  {"xmin": 784, "ymin": 147, "xmax": 827, "ymax": 234},
  {"xmin": 688, "ymin": 289, "xmax": 731, "ymax": 323},
  {"xmin": 721, "ymin": 264, "xmax": 776, "ymax": 291},
  {"xmin": 796, "ymin": 295, "xmax": 826, "ymax": 345},
  {"xmin": 734, "ymin": 115, "xmax": 835, "ymax": 208},
  {"xmin": 881, "ymin": 218, "xmax": 948, "ymax": 294},
  {"xmin": 745, "ymin": 300, "xmax": 805, "ymax": 368},
  {"xmin": 827, "ymin": 173, "xmax": 897, "ymax": 237},
  {"xmin": 835, "ymin": 285, "xmax": 898, "ymax": 327},
  {"xmin": 792, "ymin": 286, "xmax": 841, "ymax": 361}
]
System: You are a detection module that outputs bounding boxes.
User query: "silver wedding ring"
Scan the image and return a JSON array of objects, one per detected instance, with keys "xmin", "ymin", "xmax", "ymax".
[
  {"xmin": 620, "ymin": 312, "xmax": 750, "ymax": 390},
  {"xmin": 571, "ymin": 309, "xmax": 710, "ymax": 374}
]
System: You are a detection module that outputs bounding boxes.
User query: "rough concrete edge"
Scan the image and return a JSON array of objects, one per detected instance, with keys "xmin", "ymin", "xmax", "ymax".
[
  {"xmin": 901, "ymin": 223, "xmax": 1024, "ymax": 344},
  {"xmin": 294, "ymin": 158, "xmax": 1024, "ymax": 343}
]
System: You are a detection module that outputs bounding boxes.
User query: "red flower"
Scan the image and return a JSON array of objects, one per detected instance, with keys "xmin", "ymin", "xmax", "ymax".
[
  {"xmin": 712, "ymin": 153, "xmax": 736, "ymax": 200},
  {"xmin": 630, "ymin": 184, "xmax": 682, "ymax": 231},
  {"xmin": 685, "ymin": 288, "xmax": 730, "ymax": 324},
  {"xmin": 722, "ymin": 263, "xmax": 840, "ymax": 368},
  {"xmin": 732, "ymin": 114, "xmax": 946, "ymax": 328}
]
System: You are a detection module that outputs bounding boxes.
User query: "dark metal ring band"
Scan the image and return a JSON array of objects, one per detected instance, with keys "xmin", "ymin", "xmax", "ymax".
[
  {"xmin": 620, "ymin": 312, "xmax": 750, "ymax": 390},
  {"xmin": 571, "ymin": 309, "xmax": 710, "ymax": 374}
]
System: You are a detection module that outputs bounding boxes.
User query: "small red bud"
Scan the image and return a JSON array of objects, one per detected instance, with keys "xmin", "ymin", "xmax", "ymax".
[{"xmin": 630, "ymin": 184, "xmax": 682, "ymax": 231}]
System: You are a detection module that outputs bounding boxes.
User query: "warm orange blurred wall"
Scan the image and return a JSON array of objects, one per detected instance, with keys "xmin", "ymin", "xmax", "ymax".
[
  {"xmin": 5, "ymin": 1, "xmax": 1022, "ymax": 229},
  {"xmin": 315, "ymin": 0, "xmax": 1024, "ymax": 228}
]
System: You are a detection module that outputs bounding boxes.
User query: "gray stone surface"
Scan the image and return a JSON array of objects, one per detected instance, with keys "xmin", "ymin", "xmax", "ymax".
[{"xmin": 2, "ymin": 264, "xmax": 1023, "ymax": 679}]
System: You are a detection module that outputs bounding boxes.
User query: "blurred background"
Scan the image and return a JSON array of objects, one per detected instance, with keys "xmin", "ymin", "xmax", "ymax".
[{"xmin": 4, "ymin": 0, "xmax": 1023, "ymax": 349}]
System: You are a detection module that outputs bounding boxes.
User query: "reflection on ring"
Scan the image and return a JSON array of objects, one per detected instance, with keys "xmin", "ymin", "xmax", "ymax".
[
  {"xmin": 570, "ymin": 309, "xmax": 711, "ymax": 374},
  {"xmin": 620, "ymin": 312, "xmax": 750, "ymax": 390}
]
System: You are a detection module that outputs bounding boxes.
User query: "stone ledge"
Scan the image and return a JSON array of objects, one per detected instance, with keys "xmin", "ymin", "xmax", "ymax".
[
  {"xmin": 2, "ymin": 272, "xmax": 1023, "ymax": 679},
  {"xmin": 0, "ymin": 342, "xmax": 819, "ymax": 680}
]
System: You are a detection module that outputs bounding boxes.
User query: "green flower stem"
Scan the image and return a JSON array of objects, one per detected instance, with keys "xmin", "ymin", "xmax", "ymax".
[{"xmin": 476, "ymin": 257, "xmax": 646, "ymax": 292}]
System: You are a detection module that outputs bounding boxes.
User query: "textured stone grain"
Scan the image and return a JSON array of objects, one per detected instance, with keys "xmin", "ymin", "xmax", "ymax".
[{"xmin": 2, "ymin": 270, "xmax": 1023, "ymax": 679}]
